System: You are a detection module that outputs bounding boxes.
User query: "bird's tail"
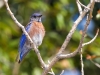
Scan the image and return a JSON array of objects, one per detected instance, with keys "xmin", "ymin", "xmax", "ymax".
[{"xmin": 16, "ymin": 49, "xmax": 31, "ymax": 63}]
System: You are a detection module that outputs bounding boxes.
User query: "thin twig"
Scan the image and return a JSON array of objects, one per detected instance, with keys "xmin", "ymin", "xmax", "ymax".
[
  {"xmin": 90, "ymin": 60, "xmax": 100, "ymax": 68},
  {"xmin": 80, "ymin": 29, "xmax": 99, "ymax": 75},
  {"xmin": 48, "ymin": 60, "xmax": 55, "ymax": 75},
  {"xmin": 82, "ymin": 29, "xmax": 99, "ymax": 47},
  {"xmin": 80, "ymin": 48, "xmax": 84, "ymax": 75},
  {"xmin": 80, "ymin": 2, "xmax": 95, "ymax": 75},
  {"xmin": 90, "ymin": 0, "xmax": 95, "ymax": 18},
  {"xmin": 76, "ymin": 0, "xmax": 83, "ymax": 14},
  {"xmin": 3, "ymin": 0, "xmax": 46, "ymax": 69},
  {"xmin": 77, "ymin": 0, "xmax": 90, "ymax": 10},
  {"xmin": 60, "ymin": 70, "xmax": 64, "ymax": 75},
  {"xmin": 48, "ymin": 69, "xmax": 55, "ymax": 75}
]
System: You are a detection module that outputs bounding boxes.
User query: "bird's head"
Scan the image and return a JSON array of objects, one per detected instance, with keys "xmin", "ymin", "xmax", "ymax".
[{"xmin": 30, "ymin": 13, "xmax": 42, "ymax": 22}]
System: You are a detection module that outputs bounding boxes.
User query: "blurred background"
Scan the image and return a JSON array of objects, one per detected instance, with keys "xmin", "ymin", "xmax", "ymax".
[{"xmin": 0, "ymin": 0, "xmax": 100, "ymax": 75}]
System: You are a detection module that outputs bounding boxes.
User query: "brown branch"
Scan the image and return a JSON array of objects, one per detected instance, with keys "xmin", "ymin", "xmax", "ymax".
[{"xmin": 3, "ymin": 0, "xmax": 46, "ymax": 69}]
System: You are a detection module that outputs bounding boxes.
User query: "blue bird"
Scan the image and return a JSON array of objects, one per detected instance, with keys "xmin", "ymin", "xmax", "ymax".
[{"xmin": 16, "ymin": 13, "xmax": 45, "ymax": 63}]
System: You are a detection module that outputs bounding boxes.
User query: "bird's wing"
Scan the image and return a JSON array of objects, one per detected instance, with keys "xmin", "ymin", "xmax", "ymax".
[
  {"xmin": 19, "ymin": 23, "xmax": 31, "ymax": 51},
  {"xmin": 19, "ymin": 34, "xmax": 26, "ymax": 51},
  {"xmin": 18, "ymin": 23, "xmax": 32, "ymax": 63}
]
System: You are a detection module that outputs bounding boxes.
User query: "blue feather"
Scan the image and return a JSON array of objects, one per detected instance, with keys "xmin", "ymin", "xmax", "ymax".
[
  {"xmin": 25, "ymin": 22, "xmax": 31, "ymax": 31},
  {"xmin": 19, "ymin": 34, "xmax": 26, "ymax": 50},
  {"xmin": 19, "ymin": 23, "xmax": 31, "ymax": 61},
  {"xmin": 19, "ymin": 23, "xmax": 31, "ymax": 50}
]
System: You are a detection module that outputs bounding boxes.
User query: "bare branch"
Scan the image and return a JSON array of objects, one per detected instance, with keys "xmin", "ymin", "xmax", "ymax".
[
  {"xmin": 3, "ymin": 0, "xmax": 46, "ymax": 69},
  {"xmin": 77, "ymin": 0, "xmax": 90, "ymax": 10},
  {"xmin": 95, "ymin": 0, "xmax": 100, "ymax": 2},
  {"xmin": 48, "ymin": 69, "xmax": 55, "ymax": 75},
  {"xmin": 59, "ymin": 3, "xmax": 95, "ymax": 59},
  {"xmin": 59, "ymin": 13, "xmax": 90, "ymax": 59},
  {"xmin": 42, "ymin": 1, "xmax": 95, "ymax": 75},
  {"xmin": 58, "ymin": 1, "xmax": 92, "ymax": 55},
  {"xmin": 48, "ymin": 63, "xmax": 64, "ymax": 75},
  {"xmin": 48, "ymin": 60, "xmax": 55, "ymax": 75},
  {"xmin": 80, "ymin": 29, "xmax": 99, "ymax": 75},
  {"xmin": 59, "ymin": 2, "xmax": 96, "ymax": 74},
  {"xmin": 90, "ymin": 0, "xmax": 95, "ymax": 18},
  {"xmin": 80, "ymin": 2, "xmax": 95, "ymax": 75},
  {"xmin": 86, "ymin": 55, "xmax": 100, "ymax": 69},
  {"xmin": 76, "ymin": 0, "xmax": 83, "ymax": 14},
  {"xmin": 80, "ymin": 49, "xmax": 84, "ymax": 75},
  {"xmin": 60, "ymin": 70, "xmax": 64, "ymax": 75},
  {"xmin": 82, "ymin": 29, "xmax": 99, "ymax": 47},
  {"xmin": 90, "ymin": 60, "xmax": 100, "ymax": 68}
]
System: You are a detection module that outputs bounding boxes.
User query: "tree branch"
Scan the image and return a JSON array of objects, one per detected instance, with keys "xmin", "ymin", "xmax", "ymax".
[
  {"xmin": 90, "ymin": 60, "xmax": 100, "ymax": 68},
  {"xmin": 76, "ymin": 0, "xmax": 83, "ymax": 14},
  {"xmin": 42, "ymin": 0, "xmax": 95, "ymax": 75},
  {"xmin": 80, "ymin": 48, "xmax": 84, "ymax": 75},
  {"xmin": 82, "ymin": 29, "xmax": 99, "ymax": 47},
  {"xmin": 95, "ymin": 0, "xmax": 100, "ymax": 2},
  {"xmin": 59, "ymin": 0, "xmax": 95, "ymax": 58},
  {"xmin": 77, "ymin": 0, "xmax": 90, "ymax": 10}
]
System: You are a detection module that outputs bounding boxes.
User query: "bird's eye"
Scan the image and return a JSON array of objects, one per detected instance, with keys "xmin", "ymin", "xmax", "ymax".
[{"xmin": 33, "ymin": 15, "xmax": 36, "ymax": 18}]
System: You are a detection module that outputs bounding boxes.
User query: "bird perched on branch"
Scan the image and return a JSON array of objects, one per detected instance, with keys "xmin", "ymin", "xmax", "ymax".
[{"xmin": 16, "ymin": 13, "xmax": 45, "ymax": 63}]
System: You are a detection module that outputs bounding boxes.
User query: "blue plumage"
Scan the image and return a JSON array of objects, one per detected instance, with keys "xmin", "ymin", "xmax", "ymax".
[
  {"xmin": 19, "ymin": 24, "xmax": 31, "ymax": 62},
  {"xmin": 19, "ymin": 23, "xmax": 31, "ymax": 50},
  {"xmin": 19, "ymin": 34, "xmax": 26, "ymax": 50}
]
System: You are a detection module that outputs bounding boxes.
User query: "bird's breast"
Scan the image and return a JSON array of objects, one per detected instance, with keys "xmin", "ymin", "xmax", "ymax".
[{"xmin": 28, "ymin": 21, "xmax": 45, "ymax": 47}]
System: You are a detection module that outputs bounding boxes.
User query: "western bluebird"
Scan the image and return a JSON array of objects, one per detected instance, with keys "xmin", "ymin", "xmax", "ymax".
[{"xmin": 16, "ymin": 13, "xmax": 45, "ymax": 63}]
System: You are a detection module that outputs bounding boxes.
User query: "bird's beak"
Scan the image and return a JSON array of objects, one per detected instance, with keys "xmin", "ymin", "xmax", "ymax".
[{"xmin": 39, "ymin": 14, "xmax": 42, "ymax": 17}]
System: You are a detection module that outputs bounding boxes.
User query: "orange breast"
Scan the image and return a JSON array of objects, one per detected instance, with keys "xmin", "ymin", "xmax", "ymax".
[{"xmin": 28, "ymin": 21, "xmax": 45, "ymax": 39}]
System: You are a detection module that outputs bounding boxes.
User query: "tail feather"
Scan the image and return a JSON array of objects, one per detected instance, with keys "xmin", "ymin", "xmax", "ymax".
[{"xmin": 16, "ymin": 49, "xmax": 31, "ymax": 63}]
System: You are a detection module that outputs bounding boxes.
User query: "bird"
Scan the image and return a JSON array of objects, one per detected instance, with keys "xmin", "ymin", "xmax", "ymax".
[{"xmin": 16, "ymin": 13, "xmax": 45, "ymax": 63}]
